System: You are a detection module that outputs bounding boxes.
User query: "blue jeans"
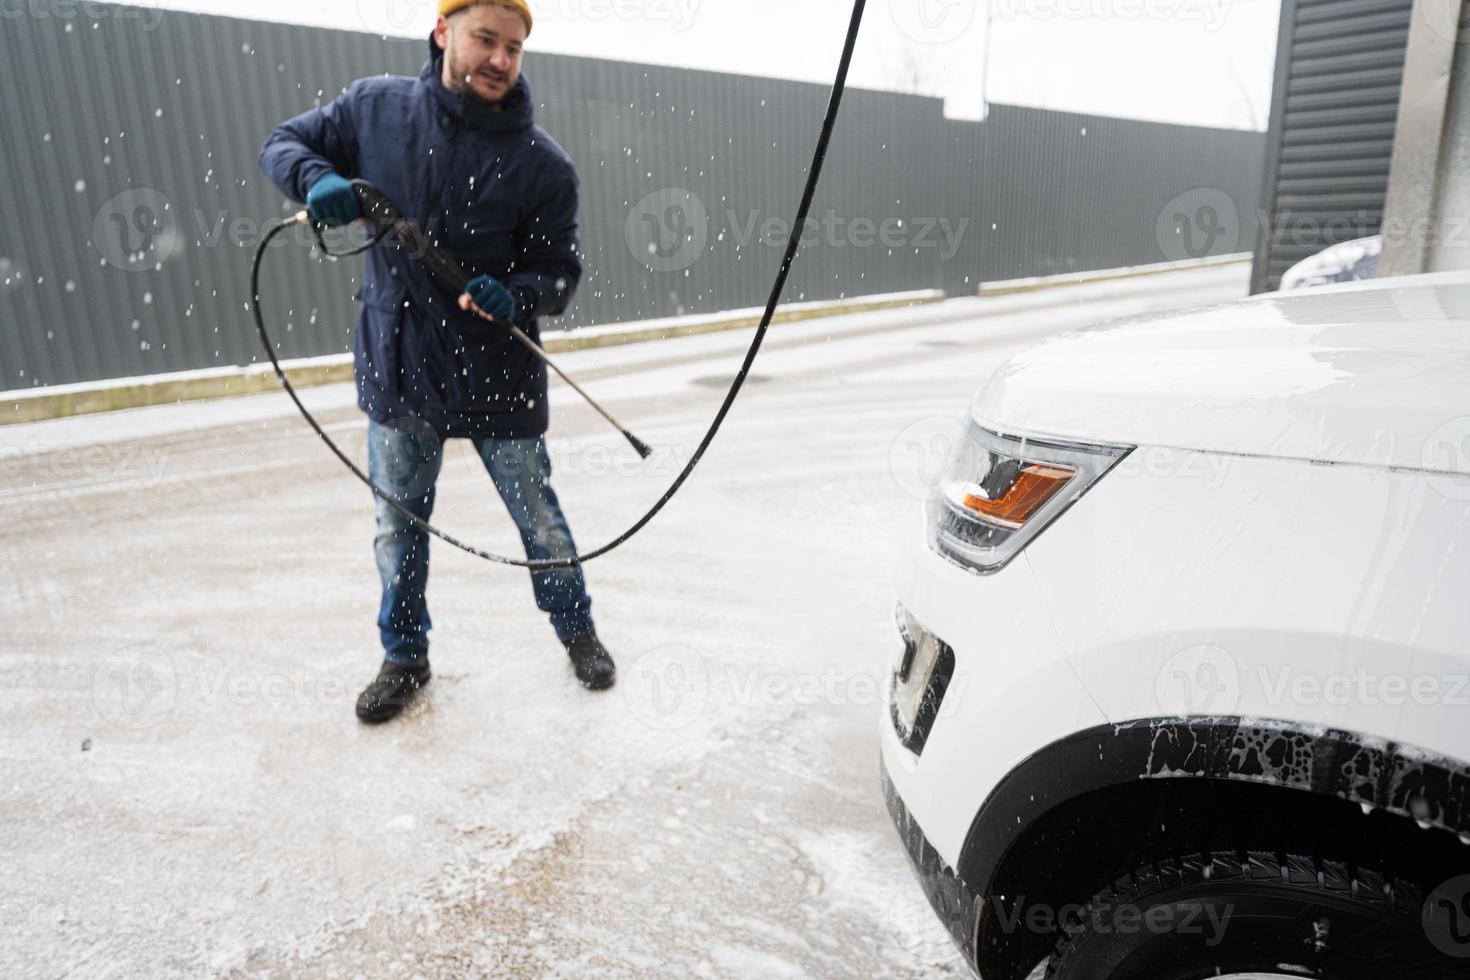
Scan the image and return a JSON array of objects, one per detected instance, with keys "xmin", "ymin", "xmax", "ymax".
[{"xmin": 366, "ymin": 417, "xmax": 595, "ymax": 666}]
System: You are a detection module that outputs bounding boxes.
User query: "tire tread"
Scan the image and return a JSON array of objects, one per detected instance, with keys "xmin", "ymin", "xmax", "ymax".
[{"xmin": 1044, "ymin": 848, "xmax": 1423, "ymax": 979}]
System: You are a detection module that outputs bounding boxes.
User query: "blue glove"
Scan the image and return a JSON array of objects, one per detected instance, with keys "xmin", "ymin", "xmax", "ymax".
[
  {"xmin": 464, "ymin": 274, "xmax": 516, "ymax": 321},
  {"xmin": 305, "ymin": 172, "xmax": 359, "ymax": 227}
]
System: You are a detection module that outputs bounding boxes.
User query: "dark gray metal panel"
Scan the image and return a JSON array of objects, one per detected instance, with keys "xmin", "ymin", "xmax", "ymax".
[
  {"xmin": 1, "ymin": 1, "xmax": 1265, "ymax": 391},
  {"xmin": 1251, "ymin": 0, "xmax": 1415, "ymax": 293},
  {"xmin": 972, "ymin": 105, "xmax": 1264, "ymax": 284}
]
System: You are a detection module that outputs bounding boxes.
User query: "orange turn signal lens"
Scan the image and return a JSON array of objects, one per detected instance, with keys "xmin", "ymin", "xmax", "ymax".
[{"xmin": 961, "ymin": 464, "xmax": 1076, "ymax": 529}]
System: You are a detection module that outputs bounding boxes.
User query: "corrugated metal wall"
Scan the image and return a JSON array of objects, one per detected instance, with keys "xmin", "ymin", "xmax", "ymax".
[
  {"xmin": 1, "ymin": 1, "xmax": 1265, "ymax": 391},
  {"xmin": 1251, "ymin": 0, "xmax": 1414, "ymax": 294}
]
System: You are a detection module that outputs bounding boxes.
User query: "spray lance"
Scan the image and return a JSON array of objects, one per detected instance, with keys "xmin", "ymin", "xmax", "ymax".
[{"xmin": 248, "ymin": 0, "xmax": 867, "ymax": 571}]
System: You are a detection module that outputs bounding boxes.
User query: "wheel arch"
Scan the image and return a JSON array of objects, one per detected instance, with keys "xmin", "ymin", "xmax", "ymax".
[{"xmin": 960, "ymin": 716, "xmax": 1470, "ymax": 980}]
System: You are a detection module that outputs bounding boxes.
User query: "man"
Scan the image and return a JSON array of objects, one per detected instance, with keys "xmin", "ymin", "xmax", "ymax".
[{"xmin": 260, "ymin": 0, "xmax": 616, "ymax": 724}]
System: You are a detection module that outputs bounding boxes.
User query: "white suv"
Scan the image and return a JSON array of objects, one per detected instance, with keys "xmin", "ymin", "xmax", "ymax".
[{"xmin": 883, "ymin": 271, "xmax": 1470, "ymax": 979}]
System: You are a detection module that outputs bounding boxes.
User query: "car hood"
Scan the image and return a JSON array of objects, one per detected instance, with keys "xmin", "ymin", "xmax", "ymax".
[{"xmin": 973, "ymin": 271, "xmax": 1470, "ymax": 475}]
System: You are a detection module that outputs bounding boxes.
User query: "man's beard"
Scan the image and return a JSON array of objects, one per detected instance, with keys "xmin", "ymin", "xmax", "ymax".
[{"xmin": 445, "ymin": 56, "xmax": 511, "ymax": 104}]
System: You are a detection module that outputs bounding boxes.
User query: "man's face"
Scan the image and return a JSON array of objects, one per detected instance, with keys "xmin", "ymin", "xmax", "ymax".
[{"xmin": 435, "ymin": 5, "xmax": 527, "ymax": 104}]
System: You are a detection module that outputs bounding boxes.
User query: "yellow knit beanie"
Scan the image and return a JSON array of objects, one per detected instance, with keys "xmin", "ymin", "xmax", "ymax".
[{"xmin": 439, "ymin": 0, "xmax": 533, "ymax": 35}]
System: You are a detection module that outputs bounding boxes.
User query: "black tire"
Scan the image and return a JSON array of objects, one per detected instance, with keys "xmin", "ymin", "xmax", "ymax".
[{"xmin": 1044, "ymin": 849, "xmax": 1466, "ymax": 980}]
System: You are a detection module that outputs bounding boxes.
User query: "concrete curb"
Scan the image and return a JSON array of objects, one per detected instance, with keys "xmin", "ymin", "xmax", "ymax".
[
  {"xmin": 2, "ymin": 290, "xmax": 944, "ymax": 426},
  {"xmin": 978, "ymin": 253, "xmax": 1252, "ymax": 297}
]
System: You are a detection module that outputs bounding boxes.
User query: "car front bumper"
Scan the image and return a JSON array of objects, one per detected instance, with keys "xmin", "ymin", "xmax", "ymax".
[{"xmin": 881, "ymin": 759, "xmax": 982, "ymax": 975}]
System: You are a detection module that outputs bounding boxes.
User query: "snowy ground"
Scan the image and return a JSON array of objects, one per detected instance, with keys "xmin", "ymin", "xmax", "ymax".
[{"xmin": 1, "ymin": 265, "xmax": 1248, "ymax": 979}]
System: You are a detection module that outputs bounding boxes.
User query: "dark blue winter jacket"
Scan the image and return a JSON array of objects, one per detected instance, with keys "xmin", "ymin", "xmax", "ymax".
[{"xmin": 260, "ymin": 34, "xmax": 582, "ymax": 439}]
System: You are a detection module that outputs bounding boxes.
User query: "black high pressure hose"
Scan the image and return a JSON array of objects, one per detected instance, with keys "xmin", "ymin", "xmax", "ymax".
[{"xmin": 250, "ymin": 0, "xmax": 868, "ymax": 570}]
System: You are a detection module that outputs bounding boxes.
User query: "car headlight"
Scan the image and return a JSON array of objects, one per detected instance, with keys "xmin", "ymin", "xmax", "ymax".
[{"xmin": 927, "ymin": 424, "xmax": 1130, "ymax": 573}]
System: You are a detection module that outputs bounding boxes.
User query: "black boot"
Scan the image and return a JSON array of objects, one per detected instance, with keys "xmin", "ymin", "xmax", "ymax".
[
  {"xmin": 565, "ymin": 634, "xmax": 616, "ymax": 691},
  {"xmin": 356, "ymin": 660, "xmax": 431, "ymax": 723}
]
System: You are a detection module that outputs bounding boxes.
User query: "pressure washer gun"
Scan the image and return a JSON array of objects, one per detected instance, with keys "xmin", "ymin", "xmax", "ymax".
[
  {"xmin": 347, "ymin": 180, "xmax": 477, "ymax": 295},
  {"xmin": 297, "ymin": 179, "xmax": 652, "ymax": 460}
]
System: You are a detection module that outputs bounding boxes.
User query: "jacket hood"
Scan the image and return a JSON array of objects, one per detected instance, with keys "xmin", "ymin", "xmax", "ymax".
[{"xmin": 423, "ymin": 32, "xmax": 534, "ymax": 133}]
